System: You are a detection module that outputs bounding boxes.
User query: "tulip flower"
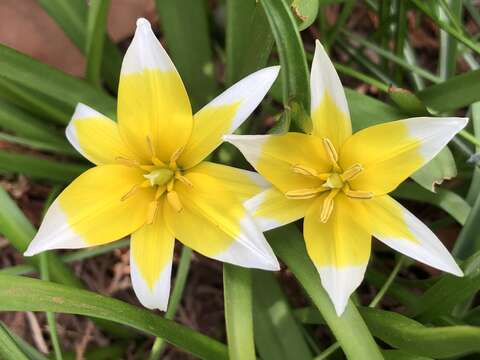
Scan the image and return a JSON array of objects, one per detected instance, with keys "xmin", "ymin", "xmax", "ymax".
[
  {"xmin": 25, "ymin": 18, "xmax": 280, "ymax": 310},
  {"xmin": 225, "ymin": 40, "xmax": 466, "ymax": 315}
]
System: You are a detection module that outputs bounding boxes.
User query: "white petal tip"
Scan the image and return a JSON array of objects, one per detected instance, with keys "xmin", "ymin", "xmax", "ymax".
[
  {"xmin": 23, "ymin": 243, "xmax": 43, "ymax": 257},
  {"xmin": 136, "ymin": 18, "xmax": 151, "ymax": 29},
  {"xmin": 448, "ymin": 264, "xmax": 464, "ymax": 277},
  {"xmin": 333, "ymin": 302, "xmax": 347, "ymax": 316}
]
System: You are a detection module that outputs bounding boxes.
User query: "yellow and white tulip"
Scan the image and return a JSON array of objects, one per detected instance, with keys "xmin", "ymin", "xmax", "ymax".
[
  {"xmin": 25, "ymin": 18, "xmax": 280, "ymax": 310},
  {"xmin": 225, "ymin": 40, "xmax": 466, "ymax": 315}
]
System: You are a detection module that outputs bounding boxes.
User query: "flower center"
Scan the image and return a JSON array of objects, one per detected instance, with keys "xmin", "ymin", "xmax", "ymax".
[
  {"xmin": 285, "ymin": 137, "xmax": 373, "ymax": 223},
  {"xmin": 118, "ymin": 137, "xmax": 191, "ymax": 225}
]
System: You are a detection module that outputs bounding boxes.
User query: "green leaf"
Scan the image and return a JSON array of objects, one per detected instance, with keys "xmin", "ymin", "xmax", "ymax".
[
  {"xmin": 382, "ymin": 350, "xmax": 432, "ymax": 360},
  {"xmin": 0, "ymin": 323, "xmax": 29, "ymax": 360},
  {"xmin": 415, "ymin": 249, "xmax": 480, "ymax": 321},
  {"xmin": 261, "ymin": 0, "xmax": 310, "ymax": 130},
  {"xmin": 388, "ymin": 87, "xmax": 429, "ymax": 116},
  {"xmin": 266, "ymin": 225, "xmax": 383, "ymax": 360},
  {"xmin": 466, "ymin": 101, "xmax": 480, "ymax": 205},
  {"xmin": 1, "ymin": 322, "xmax": 49, "ymax": 360},
  {"xmin": 0, "ymin": 151, "xmax": 86, "ymax": 183},
  {"xmin": 155, "ymin": 0, "xmax": 217, "ymax": 111},
  {"xmin": 0, "ymin": 132, "xmax": 76, "ymax": 157},
  {"xmin": 0, "ymin": 44, "xmax": 116, "ymax": 121},
  {"xmin": 0, "ymin": 275, "xmax": 229, "ymax": 360},
  {"xmin": 453, "ymin": 185, "xmax": 480, "ymax": 259},
  {"xmin": 411, "ymin": 147, "xmax": 457, "ymax": 192},
  {"xmin": 393, "ymin": 182, "xmax": 471, "ymax": 226},
  {"xmin": 252, "ymin": 271, "xmax": 312, "ymax": 360},
  {"xmin": 37, "ymin": 0, "xmax": 121, "ymax": 91},
  {"xmin": 225, "ymin": 0, "xmax": 274, "ymax": 85},
  {"xmin": 417, "ymin": 69, "xmax": 480, "ymax": 113},
  {"xmin": 290, "ymin": 0, "xmax": 320, "ymax": 31},
  {"xmin": 85, "ymin": 0, "xmax": 112, "ymax": 87},
  {"xmin": 438, "ymin": 0, "xmax": 462, "ymax": 80},
  {"xmin": 223, "ymin": 265, "xmax": 255, "ymax": 360},
  {"xmin": 359, "ymin": 307, "xmax": 480, "ymax": 358}
]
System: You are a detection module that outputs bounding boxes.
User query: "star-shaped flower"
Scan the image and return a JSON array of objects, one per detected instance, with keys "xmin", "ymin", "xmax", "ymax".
[
  {"xmin": 225, "ymin": 40, "xmax": 466, "ymax": 315},
  {"xmin": 25, "ymin": 18, "xmax": 280, "ymax": 310}
]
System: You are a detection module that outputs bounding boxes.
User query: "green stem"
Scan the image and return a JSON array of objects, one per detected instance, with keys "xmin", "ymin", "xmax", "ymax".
[{"xmin": 459, "ymin": 129, "xmax": 480, "ymax": 148}]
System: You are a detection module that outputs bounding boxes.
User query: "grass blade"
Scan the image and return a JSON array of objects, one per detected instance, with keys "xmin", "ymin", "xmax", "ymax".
[
  {"xmin": 0, "ymin": 275, "xmax": 229, "ymax": 360},
  {"xmin": 223, "ymin": 265, "xmax": 256, "ymax": 360},
  {"xmin": 85, "ymin": 0, "xmax": 112, "ymax": 87},
  {"xmin": 0, "ymin": 323, "xmax": 29, "ymax": 360}
]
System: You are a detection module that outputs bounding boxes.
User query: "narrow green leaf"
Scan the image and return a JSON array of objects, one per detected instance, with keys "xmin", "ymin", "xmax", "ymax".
[
  {"xmin": 453, "ymin": 185, "xmax": 480, "ymax": 259},
  {"xmin": 0, "ymin": 132, "xmax": 76, "ymax": 157},
  {"xmin": 326, "ymin": 0, "xmax": 355, "ymax": 48},
  {"xmin": 290, "ymin": 0, "xmax": 320, "ymax": 31},
  {"xmin": 223, "ymin": 265, "xmax": 255, "ymax": 360},
  {"xmin": 225, "ymin": 0, "xmax": 274, "ymax": 85},
  {"xmin": 359, "ymin": 307, "xmax": 480, "ymax": 358},
  {"xmin": 393, "ymin": 182, "xmax": 471, "ymax": 226},
  {"xmin": 411, "ymin": 147, "xmax": 457, "ymax": 192},
  {"xmin": 388, "ymin": 87, "xmax": 429, "ymax": 116},
  {"xmin": 37, "ymin": 0, "xmax": 121, "ymax": 91},
  {"xmin": 252, "ymin": 271, "xmax": 312, "ymax": 360},
  {"xmin": 466, "ymin": 101, "xmax": 480, "ymax": 205},
  {"xmin": 0, "ymin": 275, "xmax": 229, "ymax": 360},
  {"xmin": 1, "ymin": 322, "xmax": 49, "ymax": 360},
  {"xmin": 0, "ymin": 151, "xmax": 86, "ymax": 183},
  {"xmin": 155, "ymin": 0, "xmax": 217, "ymax": 110},
  {"xmin": 266, "ymin": 225, "xmax": 383, "ymax": 360},
  {"xmin": 417, "ymin": 69, "xmax": 480, "ymax": 113},
  {"xmin": 0, "ymin": 44, "xmax": 116, "ymax": 121},
  {"xmin": 382, "ymin": 350, "xmax": 432, "ymax": 360},
  {"xmin": 415, "ymin": 250, "xmax": 480, "ymax": 321},
  {"xmin": 85, "ymin": 0, "xmax": 112, "ymax": 87},
  {"xmin": 438, "ymin": 0, "xmax": 462, "ymax": 79},
  {"xmin": 0, "ymin": 323, "xmax": 29, "ymax": 360},
  {"xmin": 262, "ymin": 0, "xmax": 310, "ymax": 130}
]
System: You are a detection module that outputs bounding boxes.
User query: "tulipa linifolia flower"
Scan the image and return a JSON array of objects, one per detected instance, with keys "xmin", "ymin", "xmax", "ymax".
[
  {"xmin": 25, "ymin": 18, "xmax": 280, "ymax": 310},
  {"xmin": 225, "ymin": 40, "xmax": 466, "ymax": 315}
]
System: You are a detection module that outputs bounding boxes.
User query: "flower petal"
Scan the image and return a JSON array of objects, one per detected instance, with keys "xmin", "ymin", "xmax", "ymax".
[
  {"xmin": 178, "ymin": 66, "xmax": 280, "ymax": 168},
  {"xmin": 190, "ymin": 161, "xmax": 268, "ymax": 202},
  {"xmin": 304, "ymin": 194, "xmax": 371, "ymax": 315},
  {"xmin": 365, "ymin": 195, "xmax": 463, "ymax": 276},
  {"xmin": 245, "ymin": 187, "xmax": 313, "ymax": 231},
  {"xmin": 66, "ymin": 103, "xmax": 137, "ymax": 165},
  {"xmin": 164, "ymin": 171, "xmax": 279, "ymax": 271},
  {"xmin": 310, "ymin": 40, "xmax": 351, "ymax": 150},
  {"xmin": 224, "ymin": 133, "xmax": 330, "ymax": 193},
  {"xmin": 24, "ymin": 165, "xmax": 154, "ymax": 256},
  {"xmin": 130, "ymin": 206, "xmax": 175, "ymax": 310},
  {"xmin": 340, "ymin": 117, "xmax": 468, "ymax": 195},
  {"xmin": 118, "ymin": 18, "xmax": 192, "ymax": 163}
]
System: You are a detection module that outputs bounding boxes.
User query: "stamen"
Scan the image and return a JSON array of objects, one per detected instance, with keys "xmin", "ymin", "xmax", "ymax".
[
  {"xmin": 146, "ymin": 200, "xmax": 159, "ymax": 224},
  {"xmin": 167, "ymin": 191, "xmax": 183, "ymax": 212},
  {"xmin": 146, "ymin": 136, "xmax": 164, "ymax": 166},
  {"xmin": 155, "ymin": 186, "xmax": 166, "ymax": 200},
  {"xmin": 322, "ymin": 138, "xmax": 339, "ymax": 164},
  {"xmin": 121, "ymin": 184, "xmax": 139, "ymax": 201},
  {"xmin": 292, "ymin": 164, "xmax": 318, "ymax": 177},
  {"xmin": 169, "ymin": 146, "xmax": 184, "ymax": 167},
  {"xmin": 344, "ymin": 189, "xmax": 374, "ymax": 199},
  {"xmin": 285, "ymin": 187, "xmax": 328, "ymax": 199},
  {"xmin": 341, "ymin": 163, "xmax": 363, "ymax": 182},
  {"xmin": 115, "ymin": 156, "xmax": 139, "ymax": 167},
  {"xmin": 175, "ymin": 173, "xmax": 193, "ymax": 187},
  {"xmin": 320, "ymin": 189, "xmax": 339, "ymax": 223}
]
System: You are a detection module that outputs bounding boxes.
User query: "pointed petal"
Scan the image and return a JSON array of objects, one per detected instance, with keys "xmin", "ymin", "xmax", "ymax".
[
  {"xmin": 178, "ymin": 66, "xmax": 280, "ymax": 168},
  {"xmin": 304, "ymin": 194, "xmax": 371, "ymax": 315},
  {"xmin": 340, "ymin": 117, "xmax": 468, "ymax": 195},
  {"xmin": 66, "ymin": 103, "xmax": 137, "ymax": 165},
  {"xmin": 190, "ymin": 161, "xmax": 268, "ymax": 202},
  {"xmin": 130, "ymin": 206, "xmax": 175, "ymax": 310},
  {"xmin": 164, "ymin": 171, "xmax": 279, "ymax": 271},
  {"xmin": 366, "ymin": 195, "xmax": 463, "ymax": 276},
  {"xmin": 118, "ymin": 18, "xmax": 192, "ymax": 163},
  {"xmin": 245, "ymin": 187, "xmax": 312, "ymax": 231},
  {"xmin": 24, "ymin": 165, "xmax": 154, "ymax": 256},
  {"xmin": 310, "ymin": 40, "xmax": 351, "ymax": 150},
  {"xmin": 224, "ymin": 133, "xmax": 330, "ymax": 193}
]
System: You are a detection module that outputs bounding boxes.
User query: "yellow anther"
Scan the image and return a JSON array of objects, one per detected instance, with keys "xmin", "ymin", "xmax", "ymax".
[
  {"xmin": 121, "ymin": 184, "xmax": 139, "ymax": 201},
  {"xmin": 285, "ymin": 187, "xmax": 328, "ymax": 199},
  {"xmin": 341, "ymin": 163, "xmax": 363, "ymax": 182},
  {"xmin": 322, "ymin": 138, "xmax": 339, "ymax": 164},
  {"xmin": 320, "ymin": 189, "xmax": 339, "ymax": 223},
  {"xmin": 344, "ymin": 189, "xmax": 374, "ymax": 199},
  {"xmin": 167, "ymin": 191, "xmax": 183, "ymax": 212},
  {"xmin": 175, "ymin": 173, "xmax": 193, "ymax": 187},
  {"xmin": 146, "ymin": 200, "xmax": 159, "ymax": 224},
  {"xmin": 292, "ymin": 164, "xmax": 318, "ymax": 177},
  {"xmin": 323, "ymin": 173, "xmax": 344, "ymax": 189},
  {"xmin": 144, "ymin": 168, "xmax": 174, "ymax": 186}
]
